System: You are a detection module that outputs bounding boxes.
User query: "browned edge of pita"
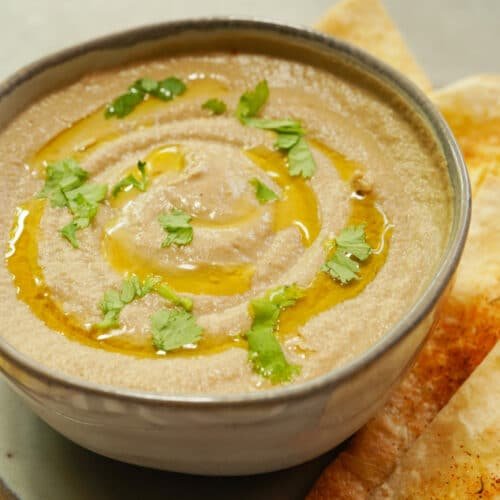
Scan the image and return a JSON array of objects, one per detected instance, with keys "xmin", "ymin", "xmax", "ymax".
[
  {"xmin": 370, "ymin": 343, "xmax": 499, "ymax": 499},
  {"xmin": 315, "ymin": 0, "xmax": 432, "ymax": 93},
  {"xmin": 307, "ymin": 296, "xmax": 499, "ymax": 500}
]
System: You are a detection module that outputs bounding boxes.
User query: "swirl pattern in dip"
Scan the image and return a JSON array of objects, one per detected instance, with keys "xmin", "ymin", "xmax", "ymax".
[{"xmin": 0, "ymin": 54, "xmax": 451, "ymax": 393}]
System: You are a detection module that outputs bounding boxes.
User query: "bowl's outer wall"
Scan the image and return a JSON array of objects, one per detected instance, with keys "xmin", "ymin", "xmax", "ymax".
[
  {"xmin": 2, "ymin": 313, "xmax": 436, "ymax": 474},
  {"xmin": 0, "ymin": 20, "xmax": 469, "ymax": 474}
]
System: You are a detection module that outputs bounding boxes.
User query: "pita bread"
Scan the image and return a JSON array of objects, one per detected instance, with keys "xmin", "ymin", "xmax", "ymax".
[
  {"xmin": 307, "ymin": 295, "xmax": 499, "ymax": 500},
  {"xmin": 433, "ymin": 77, "xmax": 500, "ymax": 299},
  {"xmin": 308, "ymin": 73, "xmax": 500, "ymax": 500},
  {"xmin": 433, "ymin": 76, "xmax": 500, "ymax": 197},
  {"xmin": 315, "ymin": 0, "xmax": 432, "ymax": 93},
  {"xmin": 371, "ymin": 343, "xmax": 500, "ymax": 499}
]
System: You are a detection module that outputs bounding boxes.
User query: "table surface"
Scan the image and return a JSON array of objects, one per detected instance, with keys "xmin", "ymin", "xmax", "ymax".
[{"xmin": 1, "ymin": 1, "xmax": 498, "ymax": 498}]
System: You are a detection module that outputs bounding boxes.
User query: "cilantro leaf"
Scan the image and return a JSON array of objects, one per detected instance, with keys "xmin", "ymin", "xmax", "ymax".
[
  {"xmin": 151, "ymin": 308, "xmax": 202, "ymax": 352},
  {"xmin": 134, "ymin": 78, "xmax": 158, "ymax": 93},
  {"xmin": 234, "ymin": 81, "xmax": 318, "ymax": 179},
  {"xmin": 246, "ymin": 285, "xmax": 303, "ymax": 383},
  {"xmin": 60, "ymin": 221, "xmax": 80, "ymax": 248},
  {"xmin": 112, "ymin": 160, "xmax": 149, "ymax": 196},
  {"xmin": 275, "ymin": 133, "xmax": 300, "ymax": 150},
  {"xmin": 322, "ymin": 225, "xmax": 372, "ymax": 284},
  {"xmin": 155, "ymin": 282, "xmax": 193, "ymax": 311},
  {"xmin": 158, "ymin": 209, "xmax": 193, "ymax": 247},
  {"xmin": 242, "ymin": 118, "xmax": 304, "ymax": 134},
  {"xmin": 60, "ymin": 196, "xmax": 96, "ymax": 248},
  {"xmin": 105, "ymin": 76, "xmax": 186, "ymax": 118},
  {"xmin": 336, "ymin": 225, "xmax": 372, "ymax": 260},
  {"xmin": 38, "ymin": 158, "xmax": 107, "ymax": 248},
  {"xmin": 101, "ymin": 289, "xmax": 124, "ymax": 314},
  {"xmin": 96, "ymin": 310, "xmax": 121, "ymax": 330},
  {"xmin": 105, "ymin": 87, "xmax": 145, "ymax": 118},
  {"xmin": 161, "ymin": 227, "xmax": 193, "ymax": 247},
  {"xmin": 61, "ymin": 183, "xmax": 107, "ymax": 247},
  {"xmin": 120, "ymin": 278, "xmax": 137, "ymax": 304},
  {"xmin": 202, "ymin": 98, "xmax": 227, "ymax": 115},
  {"xmin": 38, "ymin": 158, "xmax": 88, "ymax": 207},
  {"xmin": 250, "ymin": 178, "xmax": 278, "ymax": 204},
  {"xmin": 95, "ymin": 274, "xmax": 190, "ymax": 331},
  {"xmin": 65, "ymin": 183, "xmax": 108, "ymax": 207},
  {"xmin": 236, "ymin": 80, "xmax": 269, "ymax": 121},
  {"xmin": 267, "ymin": 284, "xmax": 304, "ymax": 308},
  {"xmin": 140, "ymin": 275, "xmax": 162, "ymax": 297},
  {"xmin": 150, "ymin": 77, "xmax": 186, "ymax": 101},
  {"xmin": 322, "ymin": 251, "xmax": 360, "ymax": 284},
  {"xmin": 95, "ymin": 289, "xmax": 124, "ymax": 329},
  {"xmin": 287, "ymin": 137, "xmax": 317, "ymax": 179},
  {"xmin": 247, "ymin": 323, "xmax": 300, "ymax": 384}
]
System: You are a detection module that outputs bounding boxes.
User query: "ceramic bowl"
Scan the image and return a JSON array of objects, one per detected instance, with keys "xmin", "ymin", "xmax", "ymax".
[{"xmin": 0, "ymin": 18, "xmax": 470, "ymax": 475}]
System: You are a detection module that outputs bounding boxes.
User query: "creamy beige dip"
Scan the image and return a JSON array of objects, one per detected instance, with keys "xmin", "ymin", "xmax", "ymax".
[{"xmin": 0, "ymin": 53, "xmax": 451, "ymax": 394}]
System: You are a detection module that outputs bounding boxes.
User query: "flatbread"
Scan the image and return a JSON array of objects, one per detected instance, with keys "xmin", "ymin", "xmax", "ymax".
[
  {"xmin": 433, "ymin": 76, "xmax": 500, "ymax": 197},
  {"xmin": 433, "ymin": 77, "xmax": 500, "ymax": 299},
  {"xmin": 307, "ymin": 295, "xmax": 499, "ymax": 500},
  {"xmin": 308, "ymin": 74, "xmax": 500, "ymax": 499},
  {"xmin": 371, "ymin": 343, "xmax": 500, "ymax": 499},
  {"xmin": 315, "ymin": 0, "xmax": 432, "ymax": 93}
]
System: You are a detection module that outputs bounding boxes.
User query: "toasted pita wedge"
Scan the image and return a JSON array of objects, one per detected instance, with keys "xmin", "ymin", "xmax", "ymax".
[
  {"xmin": 307, "ymin": 295, "xmax": 499, "ymax": 500},
  {"xmin": 433, "ymin": 77, "xmax": 500, "ymax": 298},
  {"xmin": 308, "ymin": 77, "xmax": 500, "ymax": 499},
  {"xmin": 315, "ymin": 0, "xmax": 432, "ymax": 93},
  {"xmin": 433, "ymin": 76, "xmax": 500, "ymax": 196},
  {"xmin": 371, "ymin": 343, "xmax": 500, "ymax": 499},
  {"xmin": 453, "ymin": 173, "xmax": 500, "ymax": 299}
]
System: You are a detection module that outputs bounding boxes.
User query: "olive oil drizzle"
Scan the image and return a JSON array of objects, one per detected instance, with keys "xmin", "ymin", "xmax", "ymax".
[
  {"xmin": 6, "ymin": 200, "xmax": 246, "ymax": 357},
  {"xmin": 5, "ymin": 83, "xmax": 391, "ymax": 357},
  {"xmin": 245, "ymin": 146, "xmax": 321, "ymax": 246},
  {"xmin": 26, "ymin": 77, "xmax": 229, "ymax": 172}
]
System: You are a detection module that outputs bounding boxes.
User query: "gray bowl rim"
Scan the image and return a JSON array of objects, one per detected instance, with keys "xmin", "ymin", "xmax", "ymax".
[{"xmin": 0, "ymin": 17, "xmax": 471, "ymax": 407}]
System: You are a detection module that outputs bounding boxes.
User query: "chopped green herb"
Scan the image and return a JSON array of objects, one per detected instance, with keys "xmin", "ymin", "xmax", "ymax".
[
  {"xmin": 274, "ymin": 132, "xmax": 300, "ymax": 150},
  {"xmin": 150, "ymin": 77, "xmax": 186, "ymax": 101},
  {"xmin": 243, "ymin": 118, "xmax": 304, "ymax": 135},
  {"xmin": 62, "ymin": 184, "xmax": 107, "ymax": 248},
  {"xmin": 141, "ymin": 275, "xmax": 162, "ymax": 297},
  {"xmin": 120, "ymin": 278, "xmax": 137, "ymax": 304},
  {"xmin": 246, "ymin": 285, "xmax": 303, "ymax": 383},
  {"xmin": 37, "ymin": 158, "xmax": 88, "ymax": 207},
  {"xmin": 322, "ymin": 250, "xmax": 360, "ymax": 284},
  {"xmin": 236, "ymin": 80, "xmax": 269, "ymax": 121},
  {"xmin": 105, "ymin": 76, "xmax": 186, "ymax": 118},
  {"xmin": 335, "ymin": 225, "xmax": 372, "ymax": 261},
  {"xmin": 250, "ymin": 178, "xmax": 278, "ymax": 204},
  {"xmin": 158, "ymin": 209, "xmax": 193, "ymax": 247},
  {"xmin": 235, "ymin": 83, "xmax": 317, "ymax": 179},
  {"xmin": 112, "ymin": 160, "xmax": 149, "ymax": 196},
  {"xmin": 287, "ymin": 137, "xmax": 317, "ymax": 179},
  {"xmin": 96, "ymin": 289, "xmax": 124, "ymax": 330},
  {"xmin": 151, "ymin": 308, "xmax": 202, "ymax": 352},
  {"xmin": 104, "ymin": 87, "xmax": 145, "ymax": 119},
  {"xmin": 60, "ymin": 222, "xmax": 80, "ymax": 248},
  {"xmin": 65, "ymin": 183, "xmax": 108, "ymax": 207},
  {"xmin": 322, "ymin": 225, "xmax": 372, "ymax": 284},
  {"xmin": 155, "ymin": 282, "xmax": 193, "ymax": 311},
  {"xmin": 134, "ymin": 78, "xmax": 158, "ymax": 93},
  {"xmin": 202, "ymin": 98, "xmax": 227, "ymax": 115},
  {"xmin": 38, "ymin": 158, "xmax": 107, "ymax": 248},
  {"xmin": 95, "ymin": 274, "xmax": 189, "ymax": 331}
]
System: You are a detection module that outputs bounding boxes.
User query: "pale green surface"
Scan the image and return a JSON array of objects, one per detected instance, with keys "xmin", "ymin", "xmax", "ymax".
[{"xmin": 1, "ymin": 1, "xmax": 499, "ymax": 498}]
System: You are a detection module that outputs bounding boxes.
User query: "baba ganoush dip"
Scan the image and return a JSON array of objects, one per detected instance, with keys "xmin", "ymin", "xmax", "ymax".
[{"xmin": 0, "ymin": 53, "xmax": 451, "ymax": 394}]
